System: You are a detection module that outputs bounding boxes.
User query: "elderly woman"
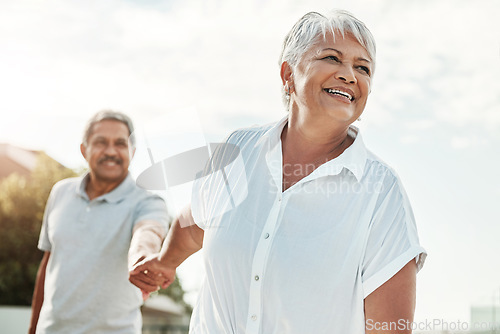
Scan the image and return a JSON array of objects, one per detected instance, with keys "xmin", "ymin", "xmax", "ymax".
[{"xmin": 130, "ymin": 10, "xmax": 426, "ymax": 334}]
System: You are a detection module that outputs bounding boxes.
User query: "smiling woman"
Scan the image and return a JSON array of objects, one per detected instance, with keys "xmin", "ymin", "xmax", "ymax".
[
  {"xmin": 128, "ymin": 10, "xmax": 427, "ymax": 334},
  {"xmin": 281, "ymin": 32, "xmax": 372, "ymax": 152}
]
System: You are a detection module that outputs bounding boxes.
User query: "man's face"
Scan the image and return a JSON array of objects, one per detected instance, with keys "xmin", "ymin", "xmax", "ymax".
[{"xmin": 80, "ymin": 119, "xmax": 134, "ymax": 186}]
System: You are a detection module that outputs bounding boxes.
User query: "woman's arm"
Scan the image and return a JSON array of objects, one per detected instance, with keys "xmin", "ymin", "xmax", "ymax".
[{"xmin": 364, "ymin": 260, "xmax": 417, "ymax": 334}]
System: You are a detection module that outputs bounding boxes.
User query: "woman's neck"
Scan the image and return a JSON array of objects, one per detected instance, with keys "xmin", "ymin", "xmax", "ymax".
[{"xmin": 283, "ymin": 111, "xmax": 353, "ymax": 163}]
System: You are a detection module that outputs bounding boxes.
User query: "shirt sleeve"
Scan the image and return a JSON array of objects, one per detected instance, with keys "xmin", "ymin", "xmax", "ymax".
[
  {"xmin": 361, "ymin": 172, "xmax": 426, "ymax": 298},
  {"xmin": 190, "ymin": 176, "xmax": 206, "ymax": 229},
  {"xmin": 37, "ymin": 182, "xmax": 59, "ymax": 252},
  {"xmin": 133, "ymin": 193, "xmax": 170, "ymax": 230},
  {"xmin": 191, "ymin": 130, "xmax": 249, "ymax": 229}
]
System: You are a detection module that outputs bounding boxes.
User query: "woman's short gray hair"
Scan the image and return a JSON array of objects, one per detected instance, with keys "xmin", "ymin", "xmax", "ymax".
[
  {"xmin": 279, "ymin": 10, "xmax": 376, "ymax": 109},
  {"xmin": 82, "ymin": 110, "xmax": 135, "ymax": 147}
]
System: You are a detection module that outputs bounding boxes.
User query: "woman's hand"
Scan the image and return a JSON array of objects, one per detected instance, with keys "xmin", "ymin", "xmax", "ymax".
[{"xmin": 128, "ymin": 253, "xmax": 176, "ymax": 295}]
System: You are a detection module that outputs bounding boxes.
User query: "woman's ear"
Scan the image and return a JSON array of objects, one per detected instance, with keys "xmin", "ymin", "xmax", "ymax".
[{"xmin": 280, "ymin": 61, "xmax": 293, "ymax": 86}]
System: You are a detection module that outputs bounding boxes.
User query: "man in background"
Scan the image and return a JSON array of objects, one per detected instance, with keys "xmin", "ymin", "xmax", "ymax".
[{"xmin": 29, "ymin": 110, "xmax": 168, "ymax": 334}]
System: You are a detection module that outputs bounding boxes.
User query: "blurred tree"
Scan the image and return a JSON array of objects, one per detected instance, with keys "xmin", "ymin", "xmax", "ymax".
[
  {"xmin": 0, "ymin": 153, "xmax": 76, "ymax": 305},
  {"xmin": 158, "ymin": 275, "xmax": 193, "ymax": 314}
]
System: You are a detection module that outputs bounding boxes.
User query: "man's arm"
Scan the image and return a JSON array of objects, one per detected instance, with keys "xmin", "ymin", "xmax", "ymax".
[
  {"xmin": 29, "ymin": 251, "xmax": 50, "ymax": 334},
  {"xmin": 129, "ymin": 208, "xmax": 203, "ymax": 292},
  {"xmin": 364, "ymin": 260, "xmax": 417, "ymax": 334},
  {"xmin": 128, "ymin": 219, "xmax": 167, "ymax": 269}
]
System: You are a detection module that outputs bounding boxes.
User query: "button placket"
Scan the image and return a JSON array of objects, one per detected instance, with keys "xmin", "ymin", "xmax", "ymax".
[
  {"xmin": 79, "ymin": 202, "xmax": 92, "ymax": 223},
  {"xmin": 245, "ymin": 195, "xmax": 286, "ymax": 334}
]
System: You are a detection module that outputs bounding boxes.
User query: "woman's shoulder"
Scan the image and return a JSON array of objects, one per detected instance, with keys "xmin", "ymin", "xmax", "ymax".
[
  {"xmin": 363, "ymin": 149, "xmax": 404, "ymax": 190},
  {"xmin": 226, "ymin": 120, "xmax": 278, "ymax": 145}
]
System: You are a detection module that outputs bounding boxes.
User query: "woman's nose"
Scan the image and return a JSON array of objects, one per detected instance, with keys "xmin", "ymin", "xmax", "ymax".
[{"xmin": 335, "ymin": 65, "xmax": 356, "ymax": 84}]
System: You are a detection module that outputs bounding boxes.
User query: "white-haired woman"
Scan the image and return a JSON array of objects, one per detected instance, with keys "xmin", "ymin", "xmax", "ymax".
[{"xmin": 130, "ymin": 10, "xmax": 426, "ymax": 334}]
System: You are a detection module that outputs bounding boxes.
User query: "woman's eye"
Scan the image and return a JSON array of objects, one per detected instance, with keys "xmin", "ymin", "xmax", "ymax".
[
  {"xmin": 358, "ymin": 66, "xmax": 370, "ymax": 75},
  {"xmin": 324, "ymin": 55, "xmax": 340, "ymax": 62}
]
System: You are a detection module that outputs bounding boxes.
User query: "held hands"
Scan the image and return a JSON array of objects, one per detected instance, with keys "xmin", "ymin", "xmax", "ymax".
[{"xmin": 128, "ymin": 253, "xmax": 176, "ymax": 300}]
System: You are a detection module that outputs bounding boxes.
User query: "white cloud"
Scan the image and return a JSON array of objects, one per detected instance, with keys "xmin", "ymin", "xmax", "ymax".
[
  {"xmin": 450, "ymin": 135, "xmax": 489, "ymax": 149},
  {"xmin": 406, "ymin": 119, "xmax": 437, "ymax": 130},
  {"xmin": 400, "ymin": 134, "xmax": 421, "ymax": 144},
  {"xmin": 363, "ymin": 0, "xmax": 500, "ymax": 135}
]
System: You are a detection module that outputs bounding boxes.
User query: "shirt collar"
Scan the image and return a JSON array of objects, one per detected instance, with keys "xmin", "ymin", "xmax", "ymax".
[
  {"xmin": 76, "ymin": 172, "xmax": 134, "ymax": 203},
  {"xmin": 264, "ymin": 116, "xmax": 367, "ymax": 183},
  {"xmin": 324, "ymin": 125, "xmax": 367, "ymax": 182},
  {"xmin": 262, "ymin": 115, "xmax": 288, "ymax": 148}
]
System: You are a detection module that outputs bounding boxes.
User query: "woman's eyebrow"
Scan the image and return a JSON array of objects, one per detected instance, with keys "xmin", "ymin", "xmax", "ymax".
[
  {"xmin": 321, "ymin": 48, "xmax": 371, "ymax": 63},
  {"xmin": 322, "ymin": 48, "xmax": 342, "ymax": 54},
  {"xmin": 357, "ymin": 57, "xmax": 371, "ymax": 63}
]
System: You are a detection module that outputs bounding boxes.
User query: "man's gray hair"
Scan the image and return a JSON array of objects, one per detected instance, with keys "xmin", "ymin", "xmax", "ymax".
[
  {"xmin": 279, "ymin": 10, "xmax": 376, "ymax": 109},
  {"xmin": 82, "ymin": 110, "xmax": 135, "ymax": 147}
]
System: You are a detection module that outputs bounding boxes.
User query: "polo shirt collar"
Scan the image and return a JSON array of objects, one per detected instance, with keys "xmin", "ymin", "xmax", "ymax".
[
  {"xmin": 76, "ymin": 172, "xmax": 134, "ymax": 203},
  {"xmin": 265, "ymin": 115, "xmax": 367, "ymax": 183}
]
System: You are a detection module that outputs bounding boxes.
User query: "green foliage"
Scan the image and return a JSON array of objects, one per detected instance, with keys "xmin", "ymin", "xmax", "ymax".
[
  {"xmin": 159, "ymin": 275, "xmax": 193, "ymax": 314},
  {"xmin": 0, "ymin": 153, "xmax": 77, "ymax": 305}
]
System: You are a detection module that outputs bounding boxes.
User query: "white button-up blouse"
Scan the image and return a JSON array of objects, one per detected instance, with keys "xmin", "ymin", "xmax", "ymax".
[{"xmin": 190, "ymin": 117, "xmax": 426, "ymax": 334}]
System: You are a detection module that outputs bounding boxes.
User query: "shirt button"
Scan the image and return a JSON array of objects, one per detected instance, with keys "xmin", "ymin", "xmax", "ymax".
[
  {"xmin": 251, "ymin": 315, "xmax": 257, "ymax": 321},
  {"xmin": 86, "ymin": 207, "xmax": 90, "ymax": 212},
  {"xmin": 264, "ymin": 233, "xmax": 270, "ymax": 239},
  {"xmin": 278, "ymin": 197, "xmax": 282, "ymax": 202},
  {"xmin": 254, "ymin": 275, "xmax": 260, "ymax": 281}
]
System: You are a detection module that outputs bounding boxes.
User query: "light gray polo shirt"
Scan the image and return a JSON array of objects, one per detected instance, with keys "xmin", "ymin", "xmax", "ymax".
[{"xmin": 37, "ymin": 173, "xmax": 168, "ymax": 334}]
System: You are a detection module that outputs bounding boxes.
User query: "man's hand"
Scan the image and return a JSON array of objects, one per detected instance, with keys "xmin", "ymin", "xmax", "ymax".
[
  {"xmin": 129, "ymin": 208, "xmax": 203, "ymax": 300},
  {"xmin": 129, "ymin": 253, "xmax": 176, "ymax": 294},
  {"xmin": 128, "ymin": 220, "xmax": 166, "ymax": 270}
]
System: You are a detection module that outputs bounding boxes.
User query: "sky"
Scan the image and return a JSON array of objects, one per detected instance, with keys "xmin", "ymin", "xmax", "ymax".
[{"xmin": 1, "ymin": 0, "xmax": 500, "ymax": 326}]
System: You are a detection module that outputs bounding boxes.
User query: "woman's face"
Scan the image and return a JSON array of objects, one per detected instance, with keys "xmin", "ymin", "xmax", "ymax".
[{"xmin": 285, "ymin": 31, "xmax": 373, "ymax": 126}]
